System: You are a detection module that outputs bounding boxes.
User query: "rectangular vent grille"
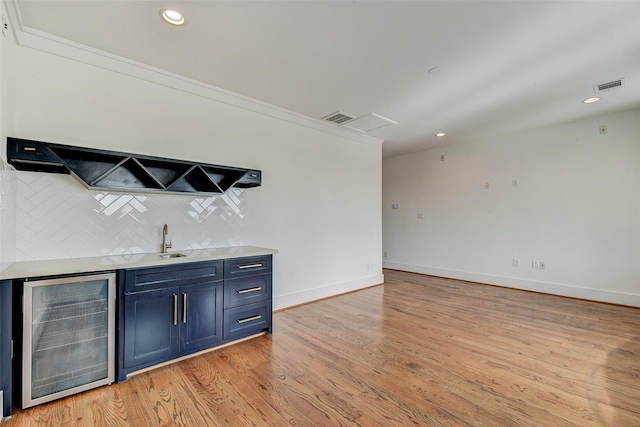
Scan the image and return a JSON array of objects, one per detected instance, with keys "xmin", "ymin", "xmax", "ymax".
[
  {"xmin": 593, "ymin": 79, "xmax": 624, "ymax": 93},
  {"xmin": 322, "ymin": 111, "xmax": 356, "ymax": 125}
]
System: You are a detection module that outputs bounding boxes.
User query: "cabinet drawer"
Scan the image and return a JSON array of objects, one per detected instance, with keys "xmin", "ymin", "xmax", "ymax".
[
  {"xmin": 223, "ymin": 301, "xmax": 272, "ymax": 340},
  {"xmin": 224, "ymin": 275, "xmax": 271, "ymax": 309},
  {"xmin": 224, "ymin": 255, "xmax": 272, "ymax": 279},
  {"xmin": 124, "ymin": 260, "xmax": 223, "ymax": 293}
]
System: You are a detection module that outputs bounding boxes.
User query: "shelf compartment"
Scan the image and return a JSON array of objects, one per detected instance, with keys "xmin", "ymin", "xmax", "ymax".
[
  {"xmin": 34, "ymin": 323, "xmax": 107, "ymax": 352},
  {"xmin": 6, "ymin": 138, "xmax": 68, "ymax": 174},
  {"xmin": 33, "ymin": 300, "xmax": 107, "ymax": 324},
  {"xmin": 166, "ymin": 166, "xmax": 220, "ymax": 193},
  {"xmin": 202, "ymin": 166, "xmax": 247, "ymax": 193},
  {"xmin": 92, "ymin": 158, "xmax": 163, "ymax": 190},
  {"xmin": 136, "ymin": 158, "xmax": 192, "ymax": 188},
  {"xmin": 31, "ymin": 339, "xmax": 108, "ymax": 399},
  {"xmin": 50, "ymin": 146, "xmax": 126, "ymax": 185},
  {"xmin": 234, "ymin": 170, "xmax": 262, "ymax": 188}
]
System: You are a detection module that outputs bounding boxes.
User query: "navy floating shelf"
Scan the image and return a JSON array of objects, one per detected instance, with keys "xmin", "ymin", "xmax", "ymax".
[{"xmin": 7, "ymin": 137, "xmax": 261, "ymax": 195}]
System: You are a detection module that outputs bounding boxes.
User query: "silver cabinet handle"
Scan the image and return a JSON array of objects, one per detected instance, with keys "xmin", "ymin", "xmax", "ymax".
[
  {"xmin": 238, "ymin": 263, "xmax": 263, "ymax": 270},
  {"xmin": 182, "ymin": 292, "xmax": 187, "ymax": 324},
  {"xmin": 237, "ymin": 287, "xmax": 262, "ymax": 294},
  {"xmin": 237, "ymin": 315, "xmax": 262, "ymax": 324},
  {"xmin": 173, "ymin": 294, "xmax": 178, "ymax": 325}
]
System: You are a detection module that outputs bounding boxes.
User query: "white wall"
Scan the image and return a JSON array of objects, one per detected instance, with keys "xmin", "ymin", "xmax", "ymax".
[
  {"xmin": 383, "ymin": 109, "xmax": 640, "ymax": 306},
  {"xmin": 0, "ymin": 0, "xmax": 17, "ymax": 273},
  {"xmin": 6, "ymin": 31, "xmax": 383, "ymax": 309}
]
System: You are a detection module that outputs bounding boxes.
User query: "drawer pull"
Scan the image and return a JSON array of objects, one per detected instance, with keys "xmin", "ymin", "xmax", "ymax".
[
  {"xmin": 173, "ymin": 294, "xmax": 178, "ymax": 325},
  {"xmin": 238, "ymin": 263, "xmax": 263, "ymax": 270},
  {"xmin": 237, "ymin": 287, "xmax": 262, "ymax": 294},
  {"xmin": 237, "ymin": 315, "xmax": 262, "ymax": 324}
]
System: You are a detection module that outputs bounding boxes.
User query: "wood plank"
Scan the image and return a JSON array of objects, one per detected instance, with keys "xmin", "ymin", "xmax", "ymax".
[{"xmin": 5, "ymin": 269, "xmax": 640, "ymax": 426}]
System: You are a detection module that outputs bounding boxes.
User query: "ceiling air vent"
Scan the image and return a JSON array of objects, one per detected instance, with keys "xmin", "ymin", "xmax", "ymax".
[
  {"xmin": 322, "ymin": 111, "xmax": 356, "ymax": 125},
  {"xmin": 593, "ymin": 78, "xmax": 625, "ymax": 93}
]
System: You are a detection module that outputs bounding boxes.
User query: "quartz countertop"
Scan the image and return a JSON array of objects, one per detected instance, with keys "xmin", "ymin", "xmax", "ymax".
[{"xmin": 0, "ymin": 246, "xmax": 278, "ymax": 280}]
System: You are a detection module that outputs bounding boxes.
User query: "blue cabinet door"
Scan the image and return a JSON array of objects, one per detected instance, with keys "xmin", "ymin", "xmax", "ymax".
[
  {"xmin": 179, "ymin": 281, "xmax": 223, "ymax": 354},
  {"xmin": 123, "ymin": 287, "xmax": 179, "ymax": 370}
]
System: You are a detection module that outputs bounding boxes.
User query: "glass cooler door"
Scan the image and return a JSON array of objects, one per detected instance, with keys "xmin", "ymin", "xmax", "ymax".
[{"xmin": 23, "ymin": 273, "xmax": 115, "ymax": 408}]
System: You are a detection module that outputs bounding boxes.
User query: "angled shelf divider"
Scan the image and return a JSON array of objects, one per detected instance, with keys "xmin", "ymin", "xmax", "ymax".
[
  {"xmin": 167, "ymin": 166, "xmax": 219, "ymax": 193},
  {"xmin": 202, "ymin": 166, "xmax": 248, "ymax": 193},
  {"xmin": 135, "ymin": 158, "xmax": 192, "ymax": 189},
  {"xmin": 52, "ymin": 146, "xmax": 127, "ymax": 185},
  {"xmin": 6, "ymin": 137, "xmax": 262, "ymax": 195},
  {"xmin": 92, "ymin": 158, "xmax": 164, "ymax": 190}
]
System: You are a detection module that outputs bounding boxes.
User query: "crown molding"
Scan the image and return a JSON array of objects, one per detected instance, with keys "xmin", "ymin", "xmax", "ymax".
[{"xmin": 2, "ymin": 0, "xmax": 383, "ymax": 148}]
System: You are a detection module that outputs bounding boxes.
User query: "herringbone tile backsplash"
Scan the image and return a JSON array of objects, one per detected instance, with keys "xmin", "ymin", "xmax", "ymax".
[
  {"xmin": 13, "ymin": 171, "xmax": 251, "ymax": 261},
  {"xmin": 0, "ymin": 161, "xmax": 17, "ymax": 269}
]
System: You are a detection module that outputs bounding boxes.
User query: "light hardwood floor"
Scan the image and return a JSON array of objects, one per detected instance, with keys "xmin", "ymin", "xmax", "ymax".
[{"xmin": 4, "ymin": 269, "xmax": 640, "ymax": 426}]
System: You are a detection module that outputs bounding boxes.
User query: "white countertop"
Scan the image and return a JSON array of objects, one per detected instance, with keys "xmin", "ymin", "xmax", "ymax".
[{"xmin": 0, "ymin": 246, "xmax": 278, "ymax": 280}]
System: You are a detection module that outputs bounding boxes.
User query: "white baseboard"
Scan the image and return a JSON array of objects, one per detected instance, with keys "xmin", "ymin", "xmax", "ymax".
[
  {"xmin": 274, "ymin": 273, "xmax": 384, "ymax": 310},
  {"xmin": 383, "ymin": 261, "xmax": 640, "ymax": 308}
]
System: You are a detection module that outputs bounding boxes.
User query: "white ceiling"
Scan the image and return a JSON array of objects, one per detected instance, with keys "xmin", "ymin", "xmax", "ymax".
[{"xmin": 15, "ymin": 1, "xmax": 640, "ymax": 158}]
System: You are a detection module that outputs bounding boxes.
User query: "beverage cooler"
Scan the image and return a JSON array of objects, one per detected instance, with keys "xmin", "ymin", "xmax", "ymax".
[{"xmin": 22, "ymin": 273, "xmax": 115, "ymax": 408}]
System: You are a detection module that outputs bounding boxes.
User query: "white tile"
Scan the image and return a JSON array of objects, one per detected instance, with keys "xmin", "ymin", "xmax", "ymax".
[{"xmin": 15, "ymin": 173, "xmax": 250, "ymax": 260}]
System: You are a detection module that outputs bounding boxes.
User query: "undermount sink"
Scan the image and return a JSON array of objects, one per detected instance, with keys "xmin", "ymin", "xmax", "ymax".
[{"xmin": 159, "ymin": 253, "xmax": 187, "ymax": 259}]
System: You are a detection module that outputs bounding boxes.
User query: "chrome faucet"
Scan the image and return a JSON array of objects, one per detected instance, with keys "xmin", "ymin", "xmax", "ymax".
[{"xmin": 161, "ymin": 224, "xmax": 172, "ymax": 254}]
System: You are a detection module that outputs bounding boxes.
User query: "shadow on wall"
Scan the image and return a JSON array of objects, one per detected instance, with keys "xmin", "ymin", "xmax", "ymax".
[{"xmin": 588, "ymin": 336, "xmax": 640, "ymax": 425}]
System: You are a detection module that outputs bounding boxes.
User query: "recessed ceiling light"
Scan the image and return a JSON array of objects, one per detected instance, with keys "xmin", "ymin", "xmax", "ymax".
[
  {"xmin": 161, "ymin": 9, "xmax": 185, "ymax": 25},
  {"xmin": 436, "ymin": 132, "xmax": 445, "ymax": 137},
  {"xmin": 582, "ymin": 97, "xmax": 600, "ymax": 104}
]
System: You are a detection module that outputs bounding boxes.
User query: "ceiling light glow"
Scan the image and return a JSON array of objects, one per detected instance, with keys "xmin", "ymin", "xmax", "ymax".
[
  {"xmin": 161, "ymin": 9, "xmax": 185, "ymax": 25},
  {"xmin": 582, "ymin": 97, "xmax": 600, "ymax": 104},
  {"xmin": 436, "ymin": 132, "xmax": 445, "ymax": 137}
]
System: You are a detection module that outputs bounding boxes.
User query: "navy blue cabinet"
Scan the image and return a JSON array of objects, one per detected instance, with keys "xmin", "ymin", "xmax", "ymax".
[
  {"xmin": 119, "ymin": 261, "xmax": 224, "ymax": 381},
  {"xmin": 118, "ymin": 256, "xmax": 272, "ymax": 382},
  {"xmin": 223, "ymin": 255, "xmax": 273, "ymax": 341}
]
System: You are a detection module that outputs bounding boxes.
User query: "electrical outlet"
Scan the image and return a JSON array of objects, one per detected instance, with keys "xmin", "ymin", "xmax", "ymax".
[
  {"xmin": 532, "ymin": 260, "xmax": 539, "ymax": 269},
  {"xmin": 485, "ymin": 182, "xmax": 490, "ymax": 190},
  {"xmin": 512, "ymin": 179, "xmax": 518, "ymax": 188},
  {"xmin": 512, "ymin": 259, "xmax": 519, "ymax": 267},
  {"xmin": 539, "ymin": 261, "xmax": 546, "ymax": 270},
  {"xmin": 440, "ymin": 155, "xmax": 445, "ymax": 162},
  {"xmin": 599, "ymin": 125, "xmax": 607, "ymax": 135},
  {"xmin": 418, "ymin": 213, "xmax": 424, "ymax": 219},
  {"xmin": 384, "ymin": 251, "xmax": 388, "ymax": 258}
]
